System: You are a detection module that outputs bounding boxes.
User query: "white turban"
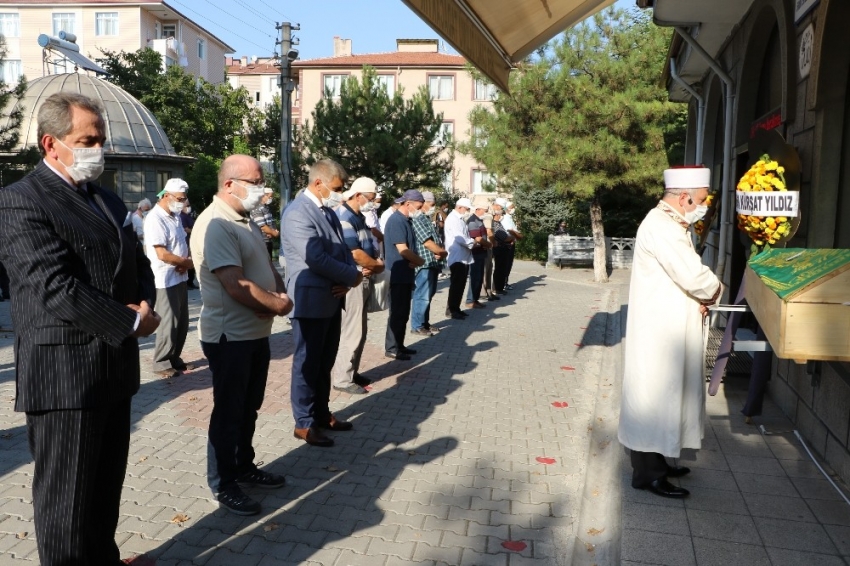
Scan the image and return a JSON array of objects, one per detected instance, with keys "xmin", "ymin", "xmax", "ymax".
[{"xmin": 663, "ymin": 167, "xmax": 711, "ymax": 190}]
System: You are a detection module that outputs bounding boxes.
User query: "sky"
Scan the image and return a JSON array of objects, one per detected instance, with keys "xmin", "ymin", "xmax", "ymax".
[{"xmin": 166, "ymin": 0, "xmax": 637, "ymax": 61}]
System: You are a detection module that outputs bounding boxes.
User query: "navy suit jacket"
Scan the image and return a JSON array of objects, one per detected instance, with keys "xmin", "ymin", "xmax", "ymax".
[
  {"xmin": 0, "ymin": 162, "xmax": 156, "ymax": 411},
  {"xmin": 280, "ymin": 192, "xmax": 359, "ymax": 319}
]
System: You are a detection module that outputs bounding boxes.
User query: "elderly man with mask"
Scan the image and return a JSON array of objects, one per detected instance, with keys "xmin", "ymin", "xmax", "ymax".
[
  {"xmin": 618, "ymin": 166, "xmax": 722, "ymax": 499},
  {"xmin": 145, "ymin": 178, "xmax": 194, "ymax": 378},
  {"xmin": 332, "ymin": 177, "xmax": 384, "ymax": 394},
  {"xmin": 444, "ymin": 197, "xmax": 484, "ymax": 319},
  {"xmin": 410, "ymin": 191, "xmax": 447, "ymax": 336},
  {"xmin": 132, "ymin": 197, "xmax": 152, "ymax": 245}
]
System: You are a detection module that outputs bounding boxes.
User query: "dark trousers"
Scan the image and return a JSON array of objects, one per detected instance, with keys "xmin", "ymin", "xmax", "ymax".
[
  {"xmin": 466, "ymin": 253, "xmax": 486, "ymax": 303},
  {"xmin": 385, "ymin": 283, "xmax": 413, "ymax": 354},
  {"xmin": 152, "ymin": 283, "xmax": 189, "ymax": 372},
  {"xmin": 203, "ymin": 336, "xmax": 270, "ymax": 494},
  {"xmin": 493, "ymin": 246, "xmax": 510, "ymax": 292},
  {"xmin": 27, "ymin": 399, "xmax": 131, "ymax": 565},
  {"xmin": 506, "ymin": 244, "xmax": 516, "ymax": 284},
  {"xmin": 630, "ymin": 450, "xmax": 669, "ymax": 488},
  {"xmin": 265, "ymin": 239, "xmax": 274, "ymax": 260},
  {"xmin": 447, "ymin": 262, "xmax": 469, "ymax": 314},
  {"xmin": 291, "ymin": 311, "xmax": 341, "ymax": 429},
  {"xmin": 0, "ymin": 260, "xmax": 9, "ymax": 299}
]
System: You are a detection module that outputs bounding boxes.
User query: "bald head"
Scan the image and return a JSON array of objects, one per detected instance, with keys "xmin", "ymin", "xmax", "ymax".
[{"xmin": 218, "ymin": 154, "xmax": 261, "ymax": 191}]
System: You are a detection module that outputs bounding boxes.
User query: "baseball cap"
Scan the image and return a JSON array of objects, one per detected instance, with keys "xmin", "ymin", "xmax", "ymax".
[{"xmin": 394, "ymin": 189, "xmax": 425, "ymax": 204}]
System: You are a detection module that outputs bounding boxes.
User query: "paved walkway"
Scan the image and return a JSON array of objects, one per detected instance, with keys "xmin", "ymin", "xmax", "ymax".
[
  {"xmin": 0, "ymin": 261, "xmax": 624, "ymax": 565},
  {"xmin": 2, "ymin": 260, "xmax": 849, "ymax": 565}
]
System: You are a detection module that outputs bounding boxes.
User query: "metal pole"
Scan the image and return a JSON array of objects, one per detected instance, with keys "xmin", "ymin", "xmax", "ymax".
[{"xmin": 275, "ymin": 22, "xmax": 300, "ymax": 210}]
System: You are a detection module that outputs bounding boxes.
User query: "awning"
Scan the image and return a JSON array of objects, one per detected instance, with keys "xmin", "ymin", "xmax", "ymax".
[{"xmin": 402, "ymin": 0, "xmax": 617, "ymax": 92}]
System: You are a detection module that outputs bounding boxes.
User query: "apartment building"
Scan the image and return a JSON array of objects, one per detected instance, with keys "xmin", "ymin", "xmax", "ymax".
[
  {"xmin": 227, "ymin": 38, "xmax": 497, "ymax": 197},
  {"xmin": 0, "ymin": 0, "xmax": 233, "ymax": 85}
]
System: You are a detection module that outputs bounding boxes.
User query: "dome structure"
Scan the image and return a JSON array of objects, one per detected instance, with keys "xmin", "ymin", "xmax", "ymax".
[{"xmin": 8, "ymin": 73, "xmax": 185, "ymax": 160}]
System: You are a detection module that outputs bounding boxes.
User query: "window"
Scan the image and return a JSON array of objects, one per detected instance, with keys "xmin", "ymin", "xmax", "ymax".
[
  {"xmin": 432, "ymin": 122, "xmax": 453, "ymax": 147},
  {"xmin": 269, "ymin": 76, "xmax": 279, "ymax": 91},
  {"xmin": 472, "ymin": 125, "xmax": 487, "ymax": 148},
  {"xmin": 95, "ymin": 12, "xmax": 118, "ymax": 36},
  {"xmin": 429, "ymin": 75, "xmax": 454, "ymax": 100},
  {"xmin": 375, "ymin": 75, "xmax": 395, "ymax": 97},
  {"xmin": 0, "ymin": 13, "xmax": 20, "ymax": 38},
  {"xmin": 52, "ymin": 13, "xmax": 76, "ymax": 36},
  {"xmin": 198, "ymin": 39, "xmax": 206, "ymax": 59},
  {"xmin": 161, "ymin": 23, "xmax": 176, "ymax": 39},
  {"xmin": 473, "ymin": 78, "xmax": 497, "ymax": 101},
  {"xmin": 441, "ymin": 171, "xmax": 454, "ymax": 193},
  {"xmin": 99, "ymin": 170, "xmax": 117, "ymax": 191},
  {"xmin": 156, "ymin": 171, "xmax": 172, "ymax": 192},
  {"xmin": 255, "ymin": 92, "xmax": 261, "ymax": 104},
  {"xmin": 472, "ymin": 170, "xmax": 494, "ymax": 193},
  {"xmin": 0, "ymin": 60, "xmax": 22, "ymax": 85},
  {"xmin": 323, "ymin": 74, "xmax": 346, "ymax": 98}
]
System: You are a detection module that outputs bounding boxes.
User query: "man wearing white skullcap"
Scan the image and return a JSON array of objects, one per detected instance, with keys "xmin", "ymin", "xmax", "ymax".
[
  {"xmin": 618, "ymin": 165, "xmax": 722, "ymax": 499},
  {"xmin": 145, "ymin": 178, "xmax": 194, "ymax": 377}
]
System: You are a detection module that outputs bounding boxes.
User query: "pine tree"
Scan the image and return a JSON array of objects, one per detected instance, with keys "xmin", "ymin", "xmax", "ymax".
[
  {"xmin": 0, "ymin": 36, "xmax": 29, "ymax": 184},
  {"xmin": 461, "ymin": 8, "xmax": 686, "ymax": 282}
]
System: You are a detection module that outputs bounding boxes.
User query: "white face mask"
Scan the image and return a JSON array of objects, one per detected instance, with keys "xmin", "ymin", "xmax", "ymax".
[
  {"xmin": 233, "ymin": 181, "xmax": 266, "ymax": 212},
  {"xmin": 168, "ymin": 200, "xmax": 185, "ymax": 215},
  {"xmin": 57, "ymin": 139, "xmax": 105, "ymax": 184},
  {"xmin": 462, "ymin": 211, "xmax": 472, "ymax": 221},
  {"xmin": 409, "ymin": 208, "xmax": 423, "ymax": 219},
  {"xmin": 359, "ymin": 197, "xmax": 375, "ymax": 213},
  {"xmin": 684, "ymin": 204, "xmax": 708, "ymax": 225},
  {"xmin": 184, "ymin": 206, "xmax": 192, "ymax": 213},
  {"xmin": 320, "ymin": 182, "xmax": 343, "ymax": 209}
]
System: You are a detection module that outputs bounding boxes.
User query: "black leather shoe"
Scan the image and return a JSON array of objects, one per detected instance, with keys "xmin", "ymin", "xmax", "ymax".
[
  {"xmin": 385, "ymin": 351, "xmax": 411, "ymax": 360},
  {"xmin": 400, "ymin": 347, "xmax": 417, "ymax": 355},
  {"xmin": 217, "ymin": 486, "xmax": 261, "ymax": 515},
  {"xmin": 353, "ymin": 373, "xmax": 372, "ymax": 386},
  {"xmin": 450, "ymin": 312, "xmax": 466, "ymax": 320},
  {"xmin": 666, "ymin": 465, "xmax": 691, "ymax": 478},
  {"xmin": 294, "ymin": 426, "xmax": 334, "ymax": 447},
  {"xmin": 639, "ymin": 478, "xmax": 689, "ymax": 498},
  {"xmin": 317, "ymin": 415, "xmax": 353, "ymax": 431}
]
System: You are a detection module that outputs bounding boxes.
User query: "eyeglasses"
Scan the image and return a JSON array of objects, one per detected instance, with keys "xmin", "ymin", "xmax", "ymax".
[
  {"xmin": 231, "ymin": 178, "xmax": 265, "ymax": 189},
  {"xmin": 170, "ymin": 195, "xmax": 189, "ymax": 203}
]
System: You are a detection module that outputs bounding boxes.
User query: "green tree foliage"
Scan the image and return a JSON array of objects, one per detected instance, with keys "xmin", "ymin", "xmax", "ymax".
[
  {"xmin": 99, "ymin": 48, "xmax": 253, "ymax": 159},
  {"xmin": 0, "ymin": 36, "xmax": 29, "ymax": 184},
  {"xmin": 302, "ymin": 66, "xmax": 451, "ymax": 199},
  {"xmin": 460, "ymin": 8, "xmax": 686, "ymax": 281},
  {"xmin": 245, "ymin": 95, "xmax": 309, "ymax": 194},
  {"xmin": 183, "ymin": 153, "xmax": 221, "ymax": 210}
]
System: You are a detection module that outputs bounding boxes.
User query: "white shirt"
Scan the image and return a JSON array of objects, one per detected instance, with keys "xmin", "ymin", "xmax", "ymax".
[
  {"xmin": 131, "ymin": 212, "xmax": 146, "ymax": 242},
  {"xmin": 501, "ymin": 213, "xmax": 517, "ymax": 232},
  {"xmin": 364, "ymin": 207, "xmax": 381, "ymax": 252},
  {"xmin": 379, "ymin": 206, "xmax": 396, "ymax": 234},
  {"xmin": 444, "ymin": 209, "xmax": 475, "ymax": 266},
  {"xmin": 144, "ymin": 204, "xmax": 189, "ymax": 288}
]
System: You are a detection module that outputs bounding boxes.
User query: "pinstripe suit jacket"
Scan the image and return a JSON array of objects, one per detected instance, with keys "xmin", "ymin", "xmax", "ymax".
[{"xmin": 0, "ymin": 162, "xmax": 156, "ymax": 412}]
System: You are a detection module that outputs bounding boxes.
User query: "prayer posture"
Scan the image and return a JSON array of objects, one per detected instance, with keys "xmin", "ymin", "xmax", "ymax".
[{"xmin": 618, "ymin": 166, "xmax": 722, "ymax": 499}]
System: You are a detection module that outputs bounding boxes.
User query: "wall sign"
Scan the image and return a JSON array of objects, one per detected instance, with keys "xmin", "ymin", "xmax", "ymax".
[
  {"xmin": 795, "ymin": 0, "xmax": 820, "ymax": 24},
  {"xmin": 736, "ymin": 191, "xmax": 800, "ymax": 217},
  {"xmin": 750, "ymin": 108, "xmax": 783, "ymax": 140},
  {"xmin": 799, "ymin": 23, "xmax": 814, "ymax": 79}
]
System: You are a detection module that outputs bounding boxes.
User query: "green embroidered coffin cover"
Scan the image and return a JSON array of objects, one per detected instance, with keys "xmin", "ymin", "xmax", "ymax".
[{"xmin": 747, "ymin": 248, "xmax": 850, "ymax": 300}]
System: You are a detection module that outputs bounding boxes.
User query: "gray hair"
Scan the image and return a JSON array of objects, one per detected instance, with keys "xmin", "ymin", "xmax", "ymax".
[
  {"xmin": 138, "ymin": 198, "xmax": 151, "ymax": 210},
  {"xmin": 663, "ymin": 188, "xmax": 698, "ymax": 199},
  {"xmin": 308, "ymin": 159, "xmax": 348, "ymax": 186},
  {"xmin": 37, "ymin": 93, "xmax": 105, "ymax": 156}
]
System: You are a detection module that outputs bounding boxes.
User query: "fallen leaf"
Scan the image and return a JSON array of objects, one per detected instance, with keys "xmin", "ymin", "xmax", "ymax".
[
  {"xmin": 560, "ymin": 366, "xmax": 575, "ymax": 371},
  {"xmin": 551, "ymin": 401, "xmax": 569, "ymax": 408},
  {"xmin": 501, "ymin": 540, "xmax": 527, "ymax": 552},
  {"xmin": 597, "ymin": 417, "xmax": 604, "ymax": 422},
  {"xmin": 188, "ymin": 396, "xmax": 198, "ymax": 402},
  {"xmin": 580, "ymin": 327, "xmax": 588, "ymax": 330},
  {"xmin": 591, "ymin": 489, "xmax": 600, "ymax": 497},
  {"xmin": 535, "ymin": 456, "xmax": 556, "ymax": 465},
  {"xmin": 138, "ymin": 455, "xmax": 148, "ymax": 462},
  {"xmin": 598, "ymin": 440, "xmax": 610, "ymax": 450},
  {"xmin": 170, "ymin": 513, "xmax": 189, "ymax": 524},
  {"xmin": 16, "ymin": 532, "xmax": 26, "ymax": 539},
  {"xmin": 263, "ymin": 522, "xmax": 279, "ymax": 532},
  {"xmin": 587, "ymin": 527, "xmax": 605, "ymax": 536},
  {"xmin": 574, "ymin": 343, "xmax": 583, "ymax": 347}
]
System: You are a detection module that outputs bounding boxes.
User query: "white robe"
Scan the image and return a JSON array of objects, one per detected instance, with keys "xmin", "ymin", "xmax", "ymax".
[{"xmin": 618, "ymin": 204, "xmax": 722, "ymax": 458}]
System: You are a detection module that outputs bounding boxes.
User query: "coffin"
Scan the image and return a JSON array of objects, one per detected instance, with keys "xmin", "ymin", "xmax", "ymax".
[{"xmin": 745, "ymin": 248, "xmax": 850, "ymax": 363}]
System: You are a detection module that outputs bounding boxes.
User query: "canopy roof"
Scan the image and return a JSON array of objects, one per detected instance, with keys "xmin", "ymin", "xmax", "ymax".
[{"xmin": 402, "ymin": 0, "xmax": 616, "ymax": 92}]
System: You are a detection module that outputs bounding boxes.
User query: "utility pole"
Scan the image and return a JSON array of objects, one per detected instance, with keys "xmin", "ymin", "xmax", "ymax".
[{"xmin": 275, "ymin": 22, "xmax": 300, "ymax": 210}]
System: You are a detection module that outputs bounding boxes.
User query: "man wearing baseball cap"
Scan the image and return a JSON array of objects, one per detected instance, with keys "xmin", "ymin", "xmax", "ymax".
[{"xmin": 383, "ymin": 189, "xmax": 426, "ymax": 359}]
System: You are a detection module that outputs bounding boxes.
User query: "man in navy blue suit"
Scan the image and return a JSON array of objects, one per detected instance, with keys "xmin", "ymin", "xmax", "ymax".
[{"xmin": 281, "ymin": 159, "xmax": 362, "ymax": 447}]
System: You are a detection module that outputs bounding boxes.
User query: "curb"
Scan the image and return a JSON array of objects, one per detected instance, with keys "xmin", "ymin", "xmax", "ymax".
[{"xmin": 571, "ymin": 284, "xmax": 626, "ymax": 566}]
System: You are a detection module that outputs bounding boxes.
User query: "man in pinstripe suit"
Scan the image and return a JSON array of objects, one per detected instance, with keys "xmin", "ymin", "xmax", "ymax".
[{"xmin": 0, "ymin": 93, "xmax": 159, "ymax": 565}]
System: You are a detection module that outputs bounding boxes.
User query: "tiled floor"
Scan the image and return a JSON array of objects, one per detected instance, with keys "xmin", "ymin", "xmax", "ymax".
[{"xmin": 621, "ymin": 376, "xmax": 850, "ymax": 566}]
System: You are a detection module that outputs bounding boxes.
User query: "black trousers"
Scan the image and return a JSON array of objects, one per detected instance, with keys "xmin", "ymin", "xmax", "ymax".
[
  {"xmin": 630, "ymin": 450, "xmax": 670, "ymax": 488},
  {"xmin": 447, "ymin": 262, "xmax": 469, "ymax": 314},
  {"xmin": 27, "ymin": 399, "xmax": 132, "ymax": 566},
  {"xmin": 203, "ymin": 336, "xmax": 270, "ymax": 494},
  {"xmin": 291, "ymin": 312, "xmax": 340, "ymax": 429},
  {"xmin": 492, "ymin": 246, "xmax": 510, "ymax": 292},
  {"xmin": 385, "ymin": 283, "xmax": 413, "ymax": 354},
  {"xmin": 506, "ymin": 243, "xmax": 516, "ymax": 284},
  {"xmin": 0, "ymin": 260, "xmax": 9, "ymax": 298}
]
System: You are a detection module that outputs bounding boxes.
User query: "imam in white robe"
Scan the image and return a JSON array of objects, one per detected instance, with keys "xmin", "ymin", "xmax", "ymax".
[{"xmin": 618, "ymin": 202, "xmax": 722, "ymax": 458}]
